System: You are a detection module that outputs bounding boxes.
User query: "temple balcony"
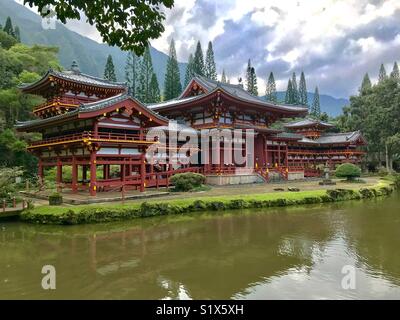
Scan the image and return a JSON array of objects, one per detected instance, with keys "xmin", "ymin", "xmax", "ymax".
[
  {"xmin": 27, "ymin": 130, "xmax": 151, "ymax": 150},
  {"xmin": 33, "ymin": 96, "xmax": 99, "ymax": 118}
]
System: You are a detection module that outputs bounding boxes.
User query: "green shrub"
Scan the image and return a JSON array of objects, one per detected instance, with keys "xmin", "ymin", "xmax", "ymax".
[
  {"xmin": 170, "ymin": 172, "xmax": 206, "ymax": 192},
  {"xmin": 378, "ymin": 167, "xmax": 389, "ymax": 177},
  {"xmin": 49, "ymin": 192, "xmax": 63, "ymax": 206},
  {"xmin": 335, "ymin": 163, "xmax": 361, "ymax": 181}
]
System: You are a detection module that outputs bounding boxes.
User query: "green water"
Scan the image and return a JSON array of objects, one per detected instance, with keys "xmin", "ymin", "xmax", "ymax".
[{"xmin": 1, "ymin": 193, "xmax": 400, "ymax": 299}]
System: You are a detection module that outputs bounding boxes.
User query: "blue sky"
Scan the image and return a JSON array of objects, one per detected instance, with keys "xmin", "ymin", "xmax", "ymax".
[{"xmin": 17, "ymin": 0, "xmax": 400, "ymax": 98}]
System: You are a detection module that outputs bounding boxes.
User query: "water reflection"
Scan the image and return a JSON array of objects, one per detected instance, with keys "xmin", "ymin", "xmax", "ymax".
[{"xmin": 1, "ymin": 194, "xmax": 400, "ymax": 299}]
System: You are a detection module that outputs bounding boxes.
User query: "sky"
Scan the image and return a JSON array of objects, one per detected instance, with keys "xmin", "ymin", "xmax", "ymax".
[{"xmin": 16, "ymin": 0, "xmax": 400, "ymax": 98}]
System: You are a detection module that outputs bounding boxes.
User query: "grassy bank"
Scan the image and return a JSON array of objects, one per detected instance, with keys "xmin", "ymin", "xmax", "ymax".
[{"xmin": 20, "ymin": 176, "xmax": 399, "ymax": 225}]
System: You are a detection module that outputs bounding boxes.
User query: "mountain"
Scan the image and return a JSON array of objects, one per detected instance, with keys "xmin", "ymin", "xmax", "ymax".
[
  {"xmin": 271, "ymin": 92, "xmax": 349, "ymax": 117},
  {"xmin": 0, "ymin": 0, "xmax": 187, "ymax": 88}
]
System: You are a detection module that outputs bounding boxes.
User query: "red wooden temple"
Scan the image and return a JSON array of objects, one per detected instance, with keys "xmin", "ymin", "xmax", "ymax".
[{"xmin": 16, "ymin": 63, "xmax": 366, "ymax": 195}]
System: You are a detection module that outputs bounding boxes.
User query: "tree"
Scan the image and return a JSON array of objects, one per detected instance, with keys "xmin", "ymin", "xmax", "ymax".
[
  {"xmin": 164, "ymin": 39, "xmax": 182, "ymax": 100},
  {"xmin": 221, "ymin": 69, "xmax": 227, "ymax": 83},
  {"xmin": 149, "ymin": 73, "xmax": 161, "ymax": 103},
  {"xmin": 390, "ymin": 62, "xmax": 399, "ymax": 80},
  {"xmin": 103, "ymin": 54, "xmax": 117, "ymax": 82},
  {"xmin": 311, "ymin": 86, "xmax": 321, "ymax": 117},
  {"xmin": 204, "ymin": 41, "xmax": 217, "ymax": 80},
  {"xmin": 184, "ymin": 54, "xmax": 194, "ymax": 87},
  {"xmin": 137, "ymin": 46, "xmax": 155, "ymax": 103},
  {"xmin": 298, "ymin": 71, "xmax": 308, "ymax": 106},
  {"xmin": 125, "ymin": 51, "xmax": 139, "ymax": 97},
  {"xmin": 3, "ymin": 17, "xmax": 14, "ymax": 37},
  {"xmin": 14, "ymin": 26, "xmax": 21, "ymax": 43},
  {"xmin": 0, "ymin": 30, "xmax": 17, "ymax": 50},
  {"xmin": 24, "ymin": 0, "xmax": 174, "ymax": 54},
  {"xmin": 245, "ymin": 60, "xmax": 258, "ymax": 95},
  {"xmin": 193, "ymin": 41, "xmax": 204, "ymax": 76},
  {"xmin": 265, "ymin": 72, "xmax": 277, "ymax": 102},
  {"xmin": 291, "ymin": 72, "xmax": 299, "ymax": 104},
  {"xmin": 378, "ymin": 63, "xmax": 387, "ymax": 83},
  {"xmin": 360, "ymin": 73, "xmax": 372, "ymax": 93},
  {"xmin": 335, "ymin": 163, "xmax": 361, "ymax": 181},
  {"xmin": 285, "ymin": 79, "xmax": 293, "ymax": 104}
]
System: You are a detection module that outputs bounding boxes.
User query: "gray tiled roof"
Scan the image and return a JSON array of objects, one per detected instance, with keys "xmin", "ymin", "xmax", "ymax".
[
  {"xmin": 16, "ymin": 93, "xmax": 168, "ymax": 130},
  {"xmin": 296, "ymin": 131, "xmax": 365, "ymax": 145},
  {"xmin": 19, "ymin": 69, "xmax": 127, "ymax": 91},
  {"xmin": 274, "ymin": 132, "xmax": 303, "ymax": 140},
  {"xmin": 284, "ymin": 118, "xmax": 334, "ymax": 128},
  {"xmin": 149, "ymin": 75, "xmax": 308, "ymax": 114}
]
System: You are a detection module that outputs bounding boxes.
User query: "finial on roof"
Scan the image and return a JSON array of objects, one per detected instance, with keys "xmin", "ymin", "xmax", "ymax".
[{"xmin": 70, "ymin": 60, "xmax": 80, "ymax": 74}]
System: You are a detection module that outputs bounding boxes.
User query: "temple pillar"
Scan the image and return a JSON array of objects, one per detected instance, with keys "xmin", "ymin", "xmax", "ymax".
[
  {"xmin": 90, "ymin": 150, "xmax": 97, "ymax": 196},
  {"xmin": 140, "ymin": 153, "xmax": 146, "ymax": 192},
  {"xmin": 71, "ymin": 156, "xmax": 78, "ymax": 193},
  {"xmin": 56, "ymin": 157, "xmax": 62, "ymax": 192}
]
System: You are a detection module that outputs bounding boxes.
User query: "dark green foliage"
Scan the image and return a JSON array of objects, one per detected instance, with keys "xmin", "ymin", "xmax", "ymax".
[
  {"xmin": 49, "ymin": 192, "xmax": 63, "ymax": 206},
  {"xmin": 184, "ymin": 53, "xmax": 194, "ymax": 87},
  {"xmin": 285, "ymin": 79, "xmax": 294, "ymax": 104},
  {"xmin": 170, "ymin": 172, "xmax": 206, "ymax": 192},
  {"xmin": 298, "ymin": 71, "xmax": 308, "ymax": 106},
  {"xmin": 3, "ymin": 17, "xmax": 14, "ymax": 37},
  {"xmin": 193, "ymin": 41, "xmax": 205, "ymax": 76},
  {"xmin": 221, "ymin": 69, "xmax": 227, "ymax": 83},
  {"xmin": 390, "ymin": 62, "xmax": 399, "ymax": 80},
  {"xmin": 103, "ymin": 54, "xmax": 117, "ymax": 82},
  {"xmin": 204, "ymin": 41, "xmax": 217, "ymax": 80},
  {"xmin": 335, "ymin": 163, "xmax": 362, "ymax": 180},
  {"xmin": 0, "ymin": 29, "xmax": 17, "ymax": 49},
  {"xmin": 266, "ymin": 72, "xmax": 277, "ymax": 102},
  {"xmin": 23, "ymin": 0, "xmax": 174, "ymax": 53},
  {"xmin": 378, "ymin": 63, "xmax": 387, "ymax": 82},
  {"xmin": 125, "ymin": 51, "xmax": 139, "ymax": 97},
  {"xmin": 360, "ymin": 73, "xmax": 372, "ymax": 92},
  {"xmin": 149, "ymin": 73, "xmax": 161, "ymax": 103},
  {"xmin": 137, "ymin": 46, "xmax": 155, "ymax": 103},
  {"xmin": 291, "ymin": 72, "xmax": 299, "ymax": 104},
  {"xmin": 311, "ymin": 86, "xmax": 321, "ymax": 117},
  {"xmin": 245, "ymin": 59, "xmax": 258, "ymax": 95},
  {"xmin": 164, "ymin": 39, "xmax": 182, "ymax": 100},
  {"xmin": 14, "ymin": 26, "xmax": 20, "ymax": 42}
]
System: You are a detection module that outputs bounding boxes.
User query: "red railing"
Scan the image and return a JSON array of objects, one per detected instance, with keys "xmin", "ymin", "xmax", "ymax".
[
  {"xmin": 34, "ymin": 96, "xmax": 98, "ymax": 112},
  {"xmin": 29, "ymin": 131, "xmax": 148, "ymax": 147},
  {"xmin": 288, "ymin": 149, "xmax": 365, "ymax": 155}
]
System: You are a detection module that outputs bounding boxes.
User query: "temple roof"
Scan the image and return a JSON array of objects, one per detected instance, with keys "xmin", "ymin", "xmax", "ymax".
[
  {"xmin": 19, "ymin": 61, "xmax": 127, "ymax": 93},
  {"xmin": 16, "ymin": 93, "xmax": 168, "ymax": 131},
  {"xmin": 297, "ymin": 131, "xmax": 366, "ymax": 145},
  {"xmin": 148, "ymin": 75, "xmax": 308, "ymax": 115},
  {"xmin": 284, "ymin": 118, "xmax": 335, "ymax": 129}
]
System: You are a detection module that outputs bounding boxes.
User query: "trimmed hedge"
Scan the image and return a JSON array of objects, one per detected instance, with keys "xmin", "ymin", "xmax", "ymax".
[
  {"xmin": 170, "ymin": 172, "xmax": 206, "ymax": 191},
  {"xmin": 335, "ymin": 163, "xmax": 361, "ymax": 181},
  {"xmin": 20, "ymin": 180, "xmax": 397, "ymax": 225}
]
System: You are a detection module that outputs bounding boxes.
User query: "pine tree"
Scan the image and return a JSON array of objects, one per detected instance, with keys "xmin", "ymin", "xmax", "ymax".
[
  {"xmin": 184, "ymin": 54, "xmax": 194, "ymax": 87},
  {"xmin": 360, "ymin": 73, "xmax": 372, "ymax": 92},
  {"xmin": 3, "ymin": 17, "xmax": 14, "ymax": 37},
  {"xmin": 265, "ymin": 72, "xmax": 277, "ymax": 102},
  {"xmin": 149, "ymin": 73, "xmax": 161, "ymax": 103},
  {"xmin": 298, "ymin": 71, "xmax": 308, "ymax": 106},
  {"xmin": 311, "ymin": 86, "xmax": 321, "ymax": 117},
  {"xmin": 14, "ymin": 26, "xmax": 21, "ymax": 42},
  {"xmin": 250, "ymin": 67, "xmax": 258, "ymax": 96},
  {"xmin": 221, "ymin": 69, "xmax": 227, "ymax": 83},
  {"xmin": 193, "ymin": 41, "xmax": 205, "ymax": 76},
  {"xmin": 137, "ymin": 46, "xmax": 155, "ymax": 103},
  {"xmin": 246, "ymin": 59, "xmax": 252, "ymax": 93},
  {"xmin": 291, "ymin": 72, "xmax": 299, "ymax": 104},
  {"xmin": 285, "ymin": 79, "xmax": 293, "ymax": 104},
  {"xmin": 378, "ymin": 63, "xmax": 387, "ymax": 83},
  {"xmin": 104, "ymin": 54, "xmax": 117, "ymax": 82},
  {"xmin": 164, "ymin": 39, "xmax": 182, "ymax": 100},
  {"xmin": 205, "ymin": 41, "xmax": 217, "ymax": 80},
  {"xmin": 125, "ymin": 51, "xmax": 139, "ymax": 97},
  {"xmin": 390, "ymin": 62, "xmax": 400, "ymax": 80}
]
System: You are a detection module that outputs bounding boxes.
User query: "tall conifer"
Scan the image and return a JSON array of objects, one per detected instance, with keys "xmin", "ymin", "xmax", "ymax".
[
  {"xmin": 390, "ymin": 62, "xmax": 400, "ymax": 80},
  {"xmin": 266, "ymin": 72, "xmax": 277, "ymax": 102},
  {"xmin": 193, "ymin": 41, "xmax": 205, "ymax": 76},
  {"xmin": 125, "ymin": 51, "xmax": 139, "ymax": 97},
  {"xmin": 104, "ymin": 54, "xmax": 117, "ymax": 82},
  {"xmin": 184, "ymin": 54, "xmax": 194, "ymax": 87},
  {"xmin": 205, "ymin": 41, "xmax": 217, "ymax": 80},
  {"xmin": 298, "ymin": 71, "xmax": 308, "ymax": 106},
  {"xmin": 164, "ymin": 39, "xmax": 182, "ymax": 100},
  {"xmin": 311, "ymin": 86, "xmax": 321, "ymax": 117},
  {"xmin": 137, "ymin": 46, "xmax": 154, "ymax": 103},
  {"xmin": 378, "ymin": 63, "xmax": 387, "ymax": 83}
]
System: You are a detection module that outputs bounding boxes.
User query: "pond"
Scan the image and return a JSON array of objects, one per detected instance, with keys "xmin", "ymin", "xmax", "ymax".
[{"xmin": 1, "ymin": 193, "xmax": 400, "ymax": 299}]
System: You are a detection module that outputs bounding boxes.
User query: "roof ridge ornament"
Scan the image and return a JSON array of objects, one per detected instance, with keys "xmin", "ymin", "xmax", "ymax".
[{"xmin": 70, "ymin": 60, "xmax": 80, "ymax": 74}]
